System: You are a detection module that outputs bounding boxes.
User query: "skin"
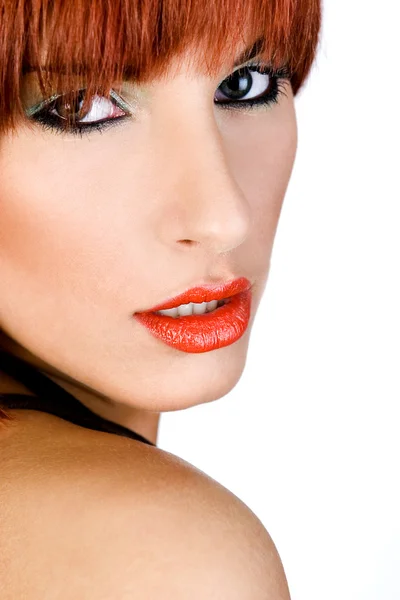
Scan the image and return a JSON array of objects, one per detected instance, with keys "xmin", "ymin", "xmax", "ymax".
[{"xmin": 0, "ymin": 46, "xmax": 297, "ymax": 446}]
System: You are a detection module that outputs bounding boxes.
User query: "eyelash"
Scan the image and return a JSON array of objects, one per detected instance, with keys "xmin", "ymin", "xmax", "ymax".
[{"xmin": 27, "ymin": 64, "xmax": 291, "ymax": 139}]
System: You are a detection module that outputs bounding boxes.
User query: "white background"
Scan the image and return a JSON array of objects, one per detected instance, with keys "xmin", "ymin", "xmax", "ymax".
[{"xmin": 158, "ymin": 1, "xmax": 400, "ymax": 599}]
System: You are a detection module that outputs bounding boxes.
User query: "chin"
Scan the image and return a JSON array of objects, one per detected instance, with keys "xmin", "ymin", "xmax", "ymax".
[{"xmin": 115, "ymin": 326, "xmax": 253, "ymax": 412}]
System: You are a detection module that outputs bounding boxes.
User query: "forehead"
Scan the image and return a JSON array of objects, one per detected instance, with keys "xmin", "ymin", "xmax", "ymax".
[{"xmin": 134, "ymin": 35, "xmax": 267, "ymax": 81}]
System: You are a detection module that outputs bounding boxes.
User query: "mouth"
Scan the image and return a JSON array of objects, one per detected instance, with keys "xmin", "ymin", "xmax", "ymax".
[
  {"xmin": 132, "ymin": 277, "xmax": 252, "ymax": 353},
  {"xmin": 133, "ymin": 285, "xmax": 252, "ymax": 354}
]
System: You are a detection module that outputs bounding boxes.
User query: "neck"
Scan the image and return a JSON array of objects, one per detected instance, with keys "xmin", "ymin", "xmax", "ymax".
[
  {"xmin": 42, "ymin": 372, "xmax": 161, "ymax": 445},
  {"xmin": 0, "ymin": 338, "xmax": 161, "ymax": 446}
]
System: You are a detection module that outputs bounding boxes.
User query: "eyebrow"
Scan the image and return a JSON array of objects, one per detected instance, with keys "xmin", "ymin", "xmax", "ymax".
[
  {"xmin": 22, "ymin": 36, "xmax": 266, "ymax": 76},
  {"xmin": 232, "ymin": 36, "xmax": 266, "ymax": 68}
]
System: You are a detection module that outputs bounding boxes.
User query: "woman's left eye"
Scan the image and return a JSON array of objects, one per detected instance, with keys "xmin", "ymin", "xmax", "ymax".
[
  {"xmin": 214, "ymin": 64, "xmax": 290, "ymax": 110},
  {"xmin": 26, "ymin": 89, "xmax": 131, "ymax": 137}
]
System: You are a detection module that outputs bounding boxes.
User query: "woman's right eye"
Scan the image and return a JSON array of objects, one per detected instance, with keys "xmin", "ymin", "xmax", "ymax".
[{"xmin": 26, "ymin": 89, "xmax": 131, "ymax": 137}]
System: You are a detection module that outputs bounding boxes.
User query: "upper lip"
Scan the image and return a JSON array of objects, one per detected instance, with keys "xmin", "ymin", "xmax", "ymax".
[{"xmin": 136, "ymin": 277, "xmax": 252, "ymax": 313}]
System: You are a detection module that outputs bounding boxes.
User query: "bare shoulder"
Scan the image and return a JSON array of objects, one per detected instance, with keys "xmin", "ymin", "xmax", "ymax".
[{"xmin": 0, "ymin": 411, "xmax": 290, "ymax": 600}]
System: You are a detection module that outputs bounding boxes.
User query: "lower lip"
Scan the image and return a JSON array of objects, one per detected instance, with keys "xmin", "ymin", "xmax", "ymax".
[{"xmin": 134, "ymin": 290, "xmax": 252, "ymax": 353}]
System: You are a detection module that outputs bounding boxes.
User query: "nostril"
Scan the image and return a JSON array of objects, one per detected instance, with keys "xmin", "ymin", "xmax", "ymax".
[{"xmin": 178, "ymin": 239, "xmax": 198, "ymax": 247}]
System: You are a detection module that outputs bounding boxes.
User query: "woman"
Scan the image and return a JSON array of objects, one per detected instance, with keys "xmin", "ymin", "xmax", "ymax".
[{"xmin": 0, "ymin": 0, "xmax": 321, "ymax": 596}]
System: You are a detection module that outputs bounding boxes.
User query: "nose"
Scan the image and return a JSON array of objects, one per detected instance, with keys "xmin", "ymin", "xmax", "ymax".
[{"xmin": 154, "ymin": 103, "xmax": 252, "ymax": 255}]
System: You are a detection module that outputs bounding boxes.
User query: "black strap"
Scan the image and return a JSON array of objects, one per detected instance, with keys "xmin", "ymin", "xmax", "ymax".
[{"xmin": 0, "ymin": 351, "xmax": 156, "ymax": 446}]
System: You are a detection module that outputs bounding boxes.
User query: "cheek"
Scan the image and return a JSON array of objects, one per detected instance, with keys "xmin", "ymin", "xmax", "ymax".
[
  {"xmin": 221, "ymin": 105, "xmax": 297, "ymax": 247},
  {"xmin": 0, "ymin": 135, "xmax": 143, "ymax": 319}
]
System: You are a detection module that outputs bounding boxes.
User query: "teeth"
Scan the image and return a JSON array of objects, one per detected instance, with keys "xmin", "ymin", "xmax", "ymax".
[
  {"xmin": 192, "ymin": 301, "xmax": 207, "ymax": 315},
  {"xmin": 206, "ymin": 299, "xmax": 219, "ymax": 312},
  {"xmin": 156, "ymin": 306, "xmax": 180, "ymax": 318},
  {"xmin": 156, "ymin": 299, "xmax": 223, "ymax": 318},
  {"xmin": 178, "ymin": 303, "xmax": 193, "ymax": 317}
]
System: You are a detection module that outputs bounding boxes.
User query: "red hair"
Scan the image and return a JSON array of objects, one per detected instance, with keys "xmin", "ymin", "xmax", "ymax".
[{"xmin": 0, "ymin": 0, "xmax": 321, "ymax": 422}]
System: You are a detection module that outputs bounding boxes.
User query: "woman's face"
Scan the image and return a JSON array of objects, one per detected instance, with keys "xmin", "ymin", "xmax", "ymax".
[{"xmin": 0, "ymin": 47, "xmax": 297, "ymax": 415}]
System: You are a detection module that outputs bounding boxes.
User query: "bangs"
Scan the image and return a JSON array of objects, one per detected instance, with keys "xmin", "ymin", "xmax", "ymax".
[{"xmin": 0, "ymin": 0, "xmax": 321, "ymax": 135}]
